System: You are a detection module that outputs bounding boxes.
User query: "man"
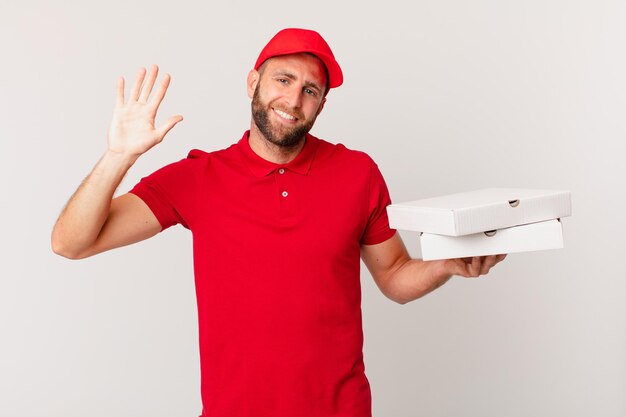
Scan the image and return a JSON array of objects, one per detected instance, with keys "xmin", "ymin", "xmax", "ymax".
[{"xmin": 52, "ymin": 28, "xmax": 505, "ymax": 417}]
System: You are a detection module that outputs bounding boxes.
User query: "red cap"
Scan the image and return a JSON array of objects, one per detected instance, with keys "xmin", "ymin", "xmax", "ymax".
[{"xmin": 254, "ymin": 28, "xmax": 343, "ymax": 89}]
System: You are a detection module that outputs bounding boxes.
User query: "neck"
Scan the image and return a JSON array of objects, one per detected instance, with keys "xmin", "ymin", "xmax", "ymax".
[{"xmin": 248, "ymin": 123, "xmax": 306, "ymax": 164}]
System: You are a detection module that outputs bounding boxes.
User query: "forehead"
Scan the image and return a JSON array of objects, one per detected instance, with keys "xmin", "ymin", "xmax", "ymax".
[{"xmin": 261, "ymin": 53, "xmax": 328, "ymax": 86}]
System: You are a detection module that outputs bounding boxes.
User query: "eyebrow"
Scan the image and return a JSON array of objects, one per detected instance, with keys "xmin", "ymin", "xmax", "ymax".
[{"xmin": 272, "ymin": 70, "xmax": 323, "ymax": 95}]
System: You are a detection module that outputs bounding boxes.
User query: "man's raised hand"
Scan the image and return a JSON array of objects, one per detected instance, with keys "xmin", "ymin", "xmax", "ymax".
[{"xmin": 107, "ymin": 64, "xmax": 183, "ymax": 159}]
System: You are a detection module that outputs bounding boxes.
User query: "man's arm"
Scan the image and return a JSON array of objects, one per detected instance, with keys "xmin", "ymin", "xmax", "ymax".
[
  {"xmin": 361, "ymin": 232, "xmax": 506, "ymax": 304},
  {"xmin": 51, "ymin": 65, "xmax": 183, "ymax": 259}
]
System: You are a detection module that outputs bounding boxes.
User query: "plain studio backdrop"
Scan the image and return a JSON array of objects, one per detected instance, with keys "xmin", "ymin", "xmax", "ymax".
[{"xmin": 1, "ymin": 0, "xmax": 624, "ymax": 416}]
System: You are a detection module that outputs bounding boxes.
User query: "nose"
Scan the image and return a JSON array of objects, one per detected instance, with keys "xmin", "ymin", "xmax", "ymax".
[{"xmin": 284, "ymin": 85, "xmax": 303, "ymax": 109}]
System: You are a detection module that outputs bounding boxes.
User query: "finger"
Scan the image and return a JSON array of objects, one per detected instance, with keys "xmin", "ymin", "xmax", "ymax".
[
  {"xmin": 139, "ymin": 64, "xmax": 159, "ymax": 103},
  {"xmin": 156, "ymin": 115, "xmax": 184, "ymax": 140},
  {"xmin": 449, "ymin": 258, "xmax": 472, "ymax": 278},
  {"xmin": 129, "ymin": 67, "xmax": 147, "ymax": 102},
  {"xmin": 469, "ymin": 256, "xmax": 481, "ymax": 277},
  {"xmin": 148, "ymin": 73, "xmax": 172, "ymax": 110},
  {"xmin": 480, "ymin": 255, "xmax": 497, "ymax": 275},
  {"xmin": 116, "ymin": 76, "xmax": 125, "ymax": 107},
  {"xmin": 496, "ymin": 254, "xmax": 507, "ymax": 263}
]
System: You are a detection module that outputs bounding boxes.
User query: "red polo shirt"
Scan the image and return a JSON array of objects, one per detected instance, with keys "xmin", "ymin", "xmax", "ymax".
[{"xmin": 130, "ymin": 131, "xmax": 395, "ymax": 417}]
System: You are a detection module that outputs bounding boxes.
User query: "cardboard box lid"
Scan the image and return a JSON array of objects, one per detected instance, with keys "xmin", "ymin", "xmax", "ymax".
[
  {"xmin": 387, "ymin": 188, "xmax": 571, "ymax": 236},
  {"xmin": 419, "ymin": 219, "xmax": 563, "ymax": 261}
]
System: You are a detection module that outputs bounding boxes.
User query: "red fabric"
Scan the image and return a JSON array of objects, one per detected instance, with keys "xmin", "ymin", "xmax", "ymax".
[
  {"xmin": 130, "ymin": 131, "xmax": 395, "ymax": 417},
  {"xmin": 254, "ymin": 28, "xmax": 343, "ymax": 88}
]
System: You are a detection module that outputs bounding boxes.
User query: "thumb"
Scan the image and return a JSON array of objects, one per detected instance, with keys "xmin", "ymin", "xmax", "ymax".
[
  {"xmin": 156, "ymin": 115, "xmax": 184, "ymax": 139},
  {"xmin": 445, "ymin": 258, "xmax": 472, "ymax": 278}
]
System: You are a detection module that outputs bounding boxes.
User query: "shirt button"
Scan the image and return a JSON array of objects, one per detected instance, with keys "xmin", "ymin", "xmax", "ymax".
[
  {"xmin": 281, "ymin": 191, "xmax": 288, "ymax": 197},
  {"xmin": 278, "ymin": 168, "xmax": 285, "ymax": 174}
]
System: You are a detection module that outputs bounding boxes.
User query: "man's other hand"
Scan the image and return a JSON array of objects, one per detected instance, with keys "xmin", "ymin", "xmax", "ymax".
[{"xmin": 436, "ymin": 254, "xmax": 507, "ymax": 278}]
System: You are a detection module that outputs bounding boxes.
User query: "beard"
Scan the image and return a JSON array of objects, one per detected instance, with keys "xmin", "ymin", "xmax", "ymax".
[{"xmin": 251, "ymin": 84, "xmax": 317, "ymax": 149}]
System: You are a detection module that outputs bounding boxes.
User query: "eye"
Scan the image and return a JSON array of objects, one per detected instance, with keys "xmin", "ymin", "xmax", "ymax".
[
  {"xmin": 304, "ymin": 88, "xmax": 317, "ymax": 97},
  {"xmin": 276, "ymin": 78, "xmax": 288, "ymax": 85}
]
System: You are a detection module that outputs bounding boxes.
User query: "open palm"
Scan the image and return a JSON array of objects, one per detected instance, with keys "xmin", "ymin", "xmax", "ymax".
[{"xmin": 107, "ymin": 65, "xmax": 183, "ymax": 157}]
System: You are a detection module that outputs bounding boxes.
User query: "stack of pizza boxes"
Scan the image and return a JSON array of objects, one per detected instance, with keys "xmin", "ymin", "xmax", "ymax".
[{"xmin": 386, "ymin": 188, "xmax": 572, "ymax": 261}]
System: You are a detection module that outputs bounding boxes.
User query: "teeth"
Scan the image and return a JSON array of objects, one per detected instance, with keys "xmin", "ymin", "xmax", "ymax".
[{"xmin": 274, "ymin": 108, "xmax": 296, "ymax": 121}]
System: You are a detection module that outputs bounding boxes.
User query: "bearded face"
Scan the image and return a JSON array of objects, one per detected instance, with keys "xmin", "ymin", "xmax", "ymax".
[{"xmin": 251, "ymin": 71, "xmax": 323, "ymax": 149}]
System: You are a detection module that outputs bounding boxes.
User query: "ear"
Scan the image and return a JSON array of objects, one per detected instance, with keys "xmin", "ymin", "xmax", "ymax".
[{"xmin": 247, "ymin": 69, "xmax": 260, "ymax": 99}]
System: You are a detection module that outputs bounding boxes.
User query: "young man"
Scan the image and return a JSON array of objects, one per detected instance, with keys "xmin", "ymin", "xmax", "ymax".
[{"xmin": 52, "ymin": 28, "xmax": 505, "ymax": 417}]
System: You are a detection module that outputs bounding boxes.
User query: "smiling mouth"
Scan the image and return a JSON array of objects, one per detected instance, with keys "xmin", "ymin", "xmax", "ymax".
[{"xmin": 273, "ymin": 108, "xmax": 297, "ymax": 121}]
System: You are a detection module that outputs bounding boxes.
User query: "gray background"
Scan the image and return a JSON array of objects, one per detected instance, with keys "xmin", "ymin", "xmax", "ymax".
[{"xmin": 1, "ymin": 0, "xmax": 624, "ymax": 416}]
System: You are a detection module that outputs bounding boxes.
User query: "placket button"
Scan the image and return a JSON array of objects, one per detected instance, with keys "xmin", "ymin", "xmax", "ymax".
[
  {"xmin": 281, "ymin": 191, "xmax": 289, "ymax": 198},
  {"xmin": 278, "ymin": 168, "xmax": 285, "ymax": 174}
]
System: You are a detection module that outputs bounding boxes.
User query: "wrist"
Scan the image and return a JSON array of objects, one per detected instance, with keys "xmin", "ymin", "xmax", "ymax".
[
  {"xmin": 427, "ymin": 259, "xmax": 454, "ymax": 284},
  {"xmin": 103, "ymin": 148, "xmax": 140, "ymax": 169}
]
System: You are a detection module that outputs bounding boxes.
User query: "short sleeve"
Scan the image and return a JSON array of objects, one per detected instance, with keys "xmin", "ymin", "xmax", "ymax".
[
  {"xmin": 360, "ymin": 159, "xmax": 396, "ymax": 245},
  {"xmin": 129, "ymin": 156, "xmax": 200, "ymax": 231}
]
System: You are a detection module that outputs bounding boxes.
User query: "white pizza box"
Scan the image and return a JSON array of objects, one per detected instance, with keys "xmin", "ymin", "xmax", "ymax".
[
  {"xmin": 387, "ymin": 188, "xmax": 571, "ymax": 236},
  {"xmin": 419, "ymin": 219, "xmax": 564, "ymax": 261}
]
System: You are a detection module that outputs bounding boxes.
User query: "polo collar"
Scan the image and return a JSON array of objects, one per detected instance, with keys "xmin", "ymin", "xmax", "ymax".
[{"xmin": 237, "ymin": 130, "xmax": 319, "ymax": 177}]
